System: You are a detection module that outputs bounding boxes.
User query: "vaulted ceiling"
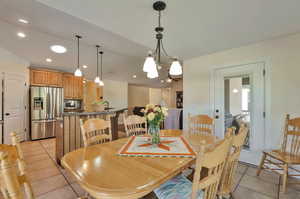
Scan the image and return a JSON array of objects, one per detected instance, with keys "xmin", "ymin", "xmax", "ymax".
[{"xmin": 1, "ymin": 0, "xmax": 300, "ymax": 87}]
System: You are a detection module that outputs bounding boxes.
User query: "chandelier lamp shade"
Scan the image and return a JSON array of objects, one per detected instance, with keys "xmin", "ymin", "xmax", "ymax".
[
  {"xmin": 99, "ymin": 50, "xmax": 104, "ymax": 86},
  {"xmin": 143, "ymin": 1, "xmax": 183, "ymax": 79},
  {"xmin": 94, "ymin": 45, "xmax": 101, "ymax": 83},
  {"xmin": 74, "ymin": 35, "xmax": 83, "ymax": 77}
]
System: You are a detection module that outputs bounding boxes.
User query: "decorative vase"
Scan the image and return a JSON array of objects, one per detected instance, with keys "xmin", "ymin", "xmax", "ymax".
[{"xmin": 148, "ymin": 124, "xmax": 160, "ymax": 144}]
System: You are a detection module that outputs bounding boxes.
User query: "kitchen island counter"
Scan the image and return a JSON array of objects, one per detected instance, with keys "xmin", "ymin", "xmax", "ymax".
[{"xmin": 56, "ymin": 107, "xmax": 127, "ymax": 164}]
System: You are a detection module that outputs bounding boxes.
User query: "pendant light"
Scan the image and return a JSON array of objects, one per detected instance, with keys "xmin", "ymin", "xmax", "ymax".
[
  {"xmin": 143, "ymin": 1, "xmax": 182, "ymax": 79},
  {"xmin": 99, "ymin": 50, "xmax": 104, "ymax": 86},
  {"xmin": 74, "ymin": 35, "xmax": 82, "ymax": 77},
  {"xmin": 94, "ymin": 45, "xmax": 100, "ymax": 83},
  {"xmin": 169, "ymin": 58, "xmax": 183, "ymax": 75}
]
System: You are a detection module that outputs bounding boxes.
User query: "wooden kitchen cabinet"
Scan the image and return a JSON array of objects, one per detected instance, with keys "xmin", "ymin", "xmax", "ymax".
[
  {"xmin": 63, "ymin": 73, "xmax": 83, "ymax": 99},
  {"xmin": 30, "ymin": 69, "xmax": 63, "ymax": 87},
  {"xmin": 30, "ymin": 69, "xmax": 48, "ymax": 86}
]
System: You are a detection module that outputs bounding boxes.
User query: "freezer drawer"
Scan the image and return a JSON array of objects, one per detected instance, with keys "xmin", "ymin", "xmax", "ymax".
[{"xmin": 31, "ymin": 120, "xmax": 56, "ymax": 140}]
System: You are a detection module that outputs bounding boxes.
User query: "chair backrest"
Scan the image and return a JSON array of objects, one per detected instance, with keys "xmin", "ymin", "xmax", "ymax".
[
  {"xmin": 123, "ymin": 115, "xmax": 147, "ymax": 137},
  {"xmin": 188, "ymin": 114, "xmax": 214, "ymax": 135},
  {"xmin": 218, "ymin": 124, "xmax": 249, "ymax": 196},
  {"xmin": 281, "ymin": 114, "xmax": 300, "ymax": 157},
  {"xmin": 80, "ymin": 118, "xmax": 112, "ymax": 147},
  {"xmin": 0, "ymin": 133, "xmax": 34, "ymax": 199},
  {"xmin": 191, "ymin": 129, "xmax": 233, "ymax": 199}
]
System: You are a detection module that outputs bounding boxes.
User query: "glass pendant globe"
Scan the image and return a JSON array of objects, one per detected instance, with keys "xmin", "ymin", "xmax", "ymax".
[
  {"xmin": 147, "ymin": 68, "xmax": 159, "ymax": 79},
  {"xmin": 169, "ymin": 60, "xmax": 182, "ymax": 76},
  {"xmin": 94, "ymin": 76, "xmax": 100, "ymax": 83},
  {"xmin": 143, "ymin": 56, "xmax": 156, "ymax": 73},
  {"xmin": 99, "ymin": 80, "xmax": 104, "ymax": 86},
  {"xmin": 74, "ymin": 68, "xmax": 82, "ymax": 77}
]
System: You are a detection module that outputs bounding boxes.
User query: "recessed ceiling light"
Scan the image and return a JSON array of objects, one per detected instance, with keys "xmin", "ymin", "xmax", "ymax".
[
  {"xmin": 50, "ymin": 45, "xmax": 67, "ymax": 54},
  {"xmin": 18, "ymin": 19, "xmax": 29, "ymax": 24},
  {"xmin": 17, "ymin": 32, "xmax": 26, "ymax": 38},
  {"xmin": 82, "ymin": 65, "xmax": 88, "ymax": 69},
  {"xmin": 46, "ymin": 58, "xmax": 52, "ymax": 63},
  {"xmin": 161, "ymin": 80, "xmax": 165, "ymax": 83},
  {"xmin": 133, "ymin": 75, "xmax": 137, "ymax": 78}
]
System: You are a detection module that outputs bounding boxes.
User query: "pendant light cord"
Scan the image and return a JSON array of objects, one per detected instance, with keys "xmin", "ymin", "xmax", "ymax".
[
  {"xmin": 96, "ymin": 45, "xmax": 99, "ymax": 76},
  {"xmin": 100, "ymin": 51, "xmax": 103, "ymax": 80},
  {"xmin": 75, "ymin": 35, "xmax": 82, "ymax": 70}
]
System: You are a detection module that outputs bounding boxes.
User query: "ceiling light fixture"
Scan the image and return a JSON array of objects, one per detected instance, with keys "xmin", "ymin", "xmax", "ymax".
[
  {"xmin": 94, "ymin": 45, "xmax": 101, "ymax": 84},
  {"xmin": 166, "ymin": 78, "xmax": 172, "ymax": 83},
  {"xmin": 46, "ymin": 58, "xmax": 52, "ymax": 63},
  {"xmin": 17, "ymin": 32, "xmax": 26, "ymax": 38},
  {"xmin": 18, "ymin": 19, "xmax": 28, "ymax": 24},
  {"xmin": 50, "ymin": 45, "xmax": 67, "ymax": 54},
  {"xmin": 133, "ymin": 75, "xmax": 137, "ymax": 78},
  {"xmin": 99, "ymin": 50, "xmax": 104, "ymax": 86},
  {"xmin": 143, "ymin": 1, "xmax": 183, "ymax": 79},
  {"xmin": 82, "ymin": 65, "xmax": 88, "ymax": 69},
  {"xmin": 74, "ymin": 35, "xmax": 82, "ymax": 77}
]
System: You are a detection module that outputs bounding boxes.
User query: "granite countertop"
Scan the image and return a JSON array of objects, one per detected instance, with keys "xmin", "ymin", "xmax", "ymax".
[{"xmin": 62, "ymin": 107, "xmax": 127, "ymax": 116}]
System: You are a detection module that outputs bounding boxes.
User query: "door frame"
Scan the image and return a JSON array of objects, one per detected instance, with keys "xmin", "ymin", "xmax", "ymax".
[{"xmin": 209, "ymin": 58, "xmax": 272, "ymax": 165}]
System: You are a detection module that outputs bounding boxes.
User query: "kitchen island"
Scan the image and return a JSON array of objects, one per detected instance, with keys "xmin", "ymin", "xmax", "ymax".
[{"xmin": 55, "ymin": 108, "xmax": 127, "ymax": 164}]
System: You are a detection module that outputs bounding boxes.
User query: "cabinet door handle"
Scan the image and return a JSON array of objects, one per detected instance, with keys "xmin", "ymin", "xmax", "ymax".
[{"xmin": 5, "ymin": 113, "xmax": 10, "ymax": 116}]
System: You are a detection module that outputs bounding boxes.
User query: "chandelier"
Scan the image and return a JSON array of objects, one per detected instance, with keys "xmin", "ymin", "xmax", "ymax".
[{"xmin": 143, "ymin": 1, "xmax": 183, "ymax": 79}]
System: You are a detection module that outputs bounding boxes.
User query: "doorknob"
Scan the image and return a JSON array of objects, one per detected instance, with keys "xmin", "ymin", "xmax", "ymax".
[
  {"xmin": 215, "ymin": 115, "xmax": 219, "ymax": 119},
  {"xmin": 5, "ymin": 113, "xmax": 10, "ymax": 116}
]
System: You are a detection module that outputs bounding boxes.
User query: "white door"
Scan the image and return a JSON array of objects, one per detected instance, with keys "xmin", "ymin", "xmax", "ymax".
[
  {"xmin": 212, "ymin": 62, "xmax": 265, "ymax": 165},
  {"xmin": 3, "ymin": 73, "xmax": 26, "ymax": 144}
]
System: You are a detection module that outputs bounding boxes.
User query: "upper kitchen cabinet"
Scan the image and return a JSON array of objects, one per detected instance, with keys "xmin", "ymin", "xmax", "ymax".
[
  {"xmin": 63, "ymin": 73, "xmax": 83, "ymax": 99},
  {"xmin": 30, "ymin": 69, "xmax": 63, "ymax": 87}
]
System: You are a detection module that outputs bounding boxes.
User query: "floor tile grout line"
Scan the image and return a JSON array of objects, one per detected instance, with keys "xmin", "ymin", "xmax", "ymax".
[
  {"xmin": 38, "ymin": 140, "xmax": 80, "ymax": 197},
  {"xmin": 233, "ymin": 165, "xmax": 249, "ymax": 193}
]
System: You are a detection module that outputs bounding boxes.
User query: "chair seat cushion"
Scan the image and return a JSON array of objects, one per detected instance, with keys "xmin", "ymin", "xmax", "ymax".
[
  {"xmin": 154, "ymin": 174, "xmax": 203, "ymax": 199},
  {"xmin": 264, "ymin": 150, "xmax": 300, "ymax": 164}
]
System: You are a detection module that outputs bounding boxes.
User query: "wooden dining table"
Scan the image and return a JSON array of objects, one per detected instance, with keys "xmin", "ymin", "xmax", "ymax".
[{"xmin": 61, "ymin": 130, "xmax": 217, "ymax": 199}]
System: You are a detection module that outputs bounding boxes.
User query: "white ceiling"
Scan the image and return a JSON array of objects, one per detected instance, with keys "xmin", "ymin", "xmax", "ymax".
[{"xmin": 1, "ymin": 0, "xmax": 300, "ymax": 87}]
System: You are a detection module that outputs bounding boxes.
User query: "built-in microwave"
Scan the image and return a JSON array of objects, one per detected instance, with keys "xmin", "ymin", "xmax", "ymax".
[{"xmin": 64, "ymin": 99, "xmax": 82, "ymax": 111}]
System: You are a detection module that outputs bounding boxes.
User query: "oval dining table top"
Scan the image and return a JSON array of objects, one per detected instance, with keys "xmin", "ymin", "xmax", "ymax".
[{"xmin": 61, "ymin": 130, "xmax": 217, "ymax": 199}]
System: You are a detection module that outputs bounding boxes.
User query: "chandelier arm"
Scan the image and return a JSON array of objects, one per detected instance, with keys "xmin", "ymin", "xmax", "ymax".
[
  {"xmin": 161, "ymin": 40, "xmax": 171, "ymax": 58},
  {"xmin": 100, "ymin": 51, "xmax": 103, "ymax": 80}
]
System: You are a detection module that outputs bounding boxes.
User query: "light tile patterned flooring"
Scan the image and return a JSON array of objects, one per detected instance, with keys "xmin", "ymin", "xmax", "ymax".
[{"xmin": 4, "ymin": 138, "xmax": 300, "ymax": 199}]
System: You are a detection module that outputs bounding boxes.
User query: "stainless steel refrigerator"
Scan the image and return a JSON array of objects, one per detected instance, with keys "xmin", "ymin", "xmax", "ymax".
[{"xmin": 30, "ymin": 86, "xmax": 63, "ymax": 140}]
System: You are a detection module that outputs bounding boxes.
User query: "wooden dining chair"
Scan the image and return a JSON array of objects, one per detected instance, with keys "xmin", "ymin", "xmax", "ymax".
[
  {"xmin": 188, "ymin": 114, "xmax": 214, "ymax": 135},
  {"xmin": 123, "ymin": 115, "xmax": 147, "ymax": 137},
  {"xmin": 80, "ymin": 118, "xmax": 112, "ymax": 147},
  {"xmin": 218, "ymin": 124, "xmax": 248, "ymax": 198},
  {"xmin": 154, "ymin": 134, "xmax": 232, "ymax": 199},
  {"xmin": 256, "ymin": 114, "xmax": 300, "ymax": 193},
  {"xmin": 0, "ymin": 132, "xmax": 34, "ymax": 199}
]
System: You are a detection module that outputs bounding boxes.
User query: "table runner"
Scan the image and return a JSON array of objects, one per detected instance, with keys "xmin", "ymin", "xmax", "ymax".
[{"xmin": 118, "ymin": 136, "xmax": 196, "ymax": 157}]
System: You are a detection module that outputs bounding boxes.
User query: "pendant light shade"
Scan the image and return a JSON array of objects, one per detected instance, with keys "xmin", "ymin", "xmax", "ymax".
[
  {"xmin": 74, "ymin": 35, "xmax": 82, "ymax": 77},
  {"xmin": 169, "ymin": 59, "xmax": 182, "ymax": 76},
  {"xmin": 147, "ymin": 67, "xmax": 159, "ymax": 79},
  {"xmin": 143, "ymin": 51, "xmax": 156, "ymax": 73},
  {"xmin": 94, "ymin": 45, "xmax": 100, "ymax": 83},
  {"xmin": 99, "ymin": 80, "xmax": 104, "ymax": 86},
  {"xmin": 74, "ymin": 68, "xmax": 82, "ymax": 77}
]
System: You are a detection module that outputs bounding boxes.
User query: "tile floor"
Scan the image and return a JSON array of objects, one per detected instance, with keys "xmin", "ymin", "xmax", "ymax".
[{"xmin": 2, "ymin": 138, "xmax": 300, "ymax": 199}]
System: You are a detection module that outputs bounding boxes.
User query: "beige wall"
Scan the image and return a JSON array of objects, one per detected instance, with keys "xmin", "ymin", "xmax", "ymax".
[
  {"xmin": 128, "ymin": 85, "xmax": 150, "ymax": 108},
  {"xmin": 103, "ymin": 79, "xmax": 128, "ymax": 108},
  {"xmin": 184, "ymin": 33, "xmax": 300, "ymax": 150},
  {"xmin": 0, "ymin": 47, "xmax": 30, "ymax": 141},
  {"xmin": 149, "ymin": 88, "xmax": 162, "ymax": 105}
]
